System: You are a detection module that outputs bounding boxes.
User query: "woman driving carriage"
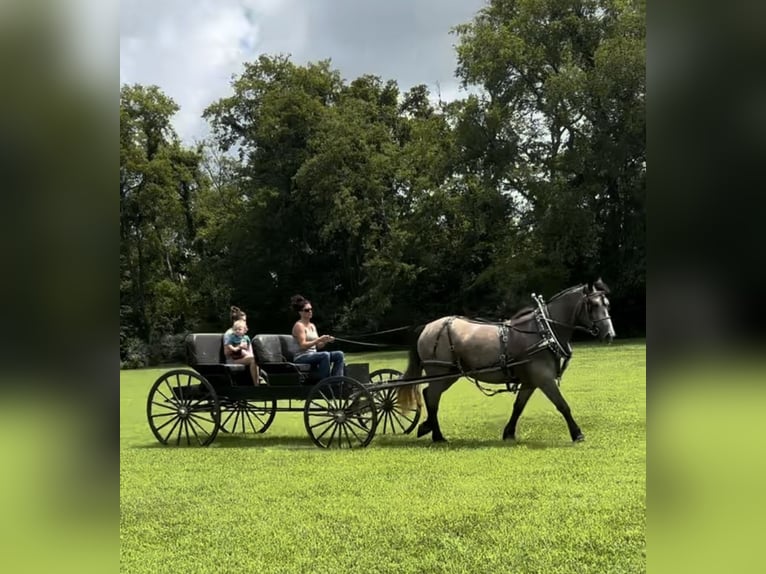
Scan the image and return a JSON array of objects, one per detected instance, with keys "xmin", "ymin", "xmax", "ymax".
[{"xmin": 290, "ymin": 295, "xmax": 344, "ymax": 380}]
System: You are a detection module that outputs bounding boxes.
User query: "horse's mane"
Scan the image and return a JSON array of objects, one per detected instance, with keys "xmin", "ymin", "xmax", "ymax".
[
  {"xmin": 549, "ymin": 284, "xmax": 586, "ymax": 302},
  {"xmin": 548, "ymin": 279, "xmax": 611, "ymax": 302},
  {"xmin": 510, "ymin": 306, "xmax": 534, "ymax": 320}
]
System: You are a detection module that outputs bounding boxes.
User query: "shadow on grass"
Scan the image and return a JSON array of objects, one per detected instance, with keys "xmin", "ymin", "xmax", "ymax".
[{"xmin": 133, "ymin": 432, "xmax": 579, "ymax": 450}]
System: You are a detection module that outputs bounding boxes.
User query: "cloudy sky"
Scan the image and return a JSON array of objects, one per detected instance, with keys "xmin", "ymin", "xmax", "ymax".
[{"xmin": 120, "ymin": 0, "xmax": 487, "ymax": 144}]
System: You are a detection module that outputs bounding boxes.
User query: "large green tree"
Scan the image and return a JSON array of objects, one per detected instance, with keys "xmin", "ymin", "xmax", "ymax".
[
  {"xmin": 453, "ymin": 0, "xmax": 645, "ymax": 327},
  {"xmin": 120, "ymin": 84, "xmax": 211, "ymax": 363}
]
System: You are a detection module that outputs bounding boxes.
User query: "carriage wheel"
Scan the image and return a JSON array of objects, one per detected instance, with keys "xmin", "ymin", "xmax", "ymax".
[
  {"xmin": 219, "ymin": 372, "xmax": 276, "ymax": 434},
  {"xmin": 369, "ymin": 368, "xmax": 421, "ymax": 435},
  {"xmin": 219, "ymin": 398, "xmax": 277, "ymax": 434},
  {"xmin": 146, "ymin": 369, "xmax": 220, "ymax": 446},
  {"xmin": 304, "ymin": 376, "xmax": 378, "ymax": 449}
]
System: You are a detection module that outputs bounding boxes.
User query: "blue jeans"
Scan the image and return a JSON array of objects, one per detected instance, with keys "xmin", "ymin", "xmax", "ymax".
[{"xmin": 294, "ymin": 351, "xmax": 345, "ymax": 379}]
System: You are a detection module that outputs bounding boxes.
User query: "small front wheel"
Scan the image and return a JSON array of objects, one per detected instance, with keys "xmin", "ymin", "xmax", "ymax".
[
  {"xmin": 369, "ymin": 368, "xmax": 421, "ymax": 435},
  {"xmin": 304, "ymin": 376, "xmax": 377, "ymax": 449}
]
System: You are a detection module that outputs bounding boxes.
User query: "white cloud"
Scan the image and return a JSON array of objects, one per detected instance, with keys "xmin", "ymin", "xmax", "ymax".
[{"xmin": 120, "ymin": 0, "xmax": 486, "ymax": 144}]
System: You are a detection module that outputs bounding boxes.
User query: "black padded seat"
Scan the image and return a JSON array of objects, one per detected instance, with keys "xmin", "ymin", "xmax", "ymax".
[
  {"xmin": 184, "ymin": 333, "xmax": 250, "ymax": 389},
  {"xmin": 252, "ymin": 334, "xmax": 311, "ymax": 372},
  {"xmin": 251, "ymin": 334, "xmax": 321, "ymax": 384}
]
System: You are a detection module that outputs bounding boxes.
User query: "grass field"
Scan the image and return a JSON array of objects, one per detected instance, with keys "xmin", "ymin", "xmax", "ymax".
[{"xmin": 121, "ymin": 340, "xmax": 645, "ymax": 573}]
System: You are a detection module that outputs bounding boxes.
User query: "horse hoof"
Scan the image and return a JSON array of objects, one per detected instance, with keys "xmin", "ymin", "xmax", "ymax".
[
  {"xmin": 433, "ymin": 437, "xmax": 447, "ymax": 444},
  {"xmin": 417, "ymin": 424, "xmax": 431, "ymax": 438},
  {"xmin": 503, "ymin": 433, "xmax": 516, "ymax": 442},
  {"xmin": 573, "ymin": 434, "xmax": 585, "ymax": 442}
]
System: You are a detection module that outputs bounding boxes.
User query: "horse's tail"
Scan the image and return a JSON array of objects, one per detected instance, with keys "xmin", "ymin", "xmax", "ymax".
[{"xmin": 397, "ymin": 325, "xmax": 425, "ymax": 410}]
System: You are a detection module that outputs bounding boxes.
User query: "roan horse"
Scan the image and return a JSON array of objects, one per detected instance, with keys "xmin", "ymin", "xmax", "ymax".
[{"xmin": 397, "ymin": 280, "xmax": 615, "ymax": 443}]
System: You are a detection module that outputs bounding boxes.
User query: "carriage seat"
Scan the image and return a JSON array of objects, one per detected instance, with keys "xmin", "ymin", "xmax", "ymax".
[
  {"xmin": 251, "ymin": 334, "xmax": 311, "ymax": 372},
  {"xmin": 251, "ymin": 334, "xmax": 327, "ymax": 386},
  {"xmin": 184, "ymin": 333, "xmax": 247, "ymax": 378}
]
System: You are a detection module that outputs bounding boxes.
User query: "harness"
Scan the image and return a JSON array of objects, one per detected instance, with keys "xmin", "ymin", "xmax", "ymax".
[{"xmin": 426, "ymin": 289, "xmax": 608, "ymax": 397}]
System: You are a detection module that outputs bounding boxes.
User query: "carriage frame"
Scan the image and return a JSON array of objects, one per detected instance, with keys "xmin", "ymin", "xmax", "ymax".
[{"xmin": 146, "ymin": 333, "xmax": 424, "ymax": 449}]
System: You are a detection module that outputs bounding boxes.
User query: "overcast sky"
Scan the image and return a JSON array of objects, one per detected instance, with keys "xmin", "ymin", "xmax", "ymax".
[{"xmin": 120, "ymin": 0, "xmax": 487, "ymax": 144}]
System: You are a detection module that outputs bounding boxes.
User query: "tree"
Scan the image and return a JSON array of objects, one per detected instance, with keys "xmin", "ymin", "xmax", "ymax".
[
  {"xmin": 453, "ymin": 0, "xmax": 645, "ymax": 329},
  {"xmin": 120, "ymin": 84, "xmax": 210, "ymax": 363}
]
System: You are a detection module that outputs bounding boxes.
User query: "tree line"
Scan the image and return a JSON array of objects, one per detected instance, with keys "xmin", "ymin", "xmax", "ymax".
[{"xmin": 120, "ymin": 0, "xmax": 645, "ymax": 367}]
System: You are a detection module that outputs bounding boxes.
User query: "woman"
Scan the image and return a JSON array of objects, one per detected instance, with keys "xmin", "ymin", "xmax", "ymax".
[{"xmin": 290, "ymin": 294, "xmax": 344, "ymax": 379}]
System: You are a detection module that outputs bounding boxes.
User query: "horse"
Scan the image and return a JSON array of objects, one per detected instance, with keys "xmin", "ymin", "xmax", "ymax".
[{"xmin": 397, "ymin": 279, "xmax": 616, "ymax": 443}]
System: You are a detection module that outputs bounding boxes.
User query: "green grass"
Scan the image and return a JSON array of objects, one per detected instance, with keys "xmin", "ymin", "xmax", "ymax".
[{"xmin": 121, "ymin": 340, "xmax": 645, "ymax": 573}]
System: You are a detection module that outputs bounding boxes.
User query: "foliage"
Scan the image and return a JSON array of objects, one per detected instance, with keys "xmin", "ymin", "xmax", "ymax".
[
  {"xmin": 121, "ymin": 342, "xmax": 646, "ymax": 573},
  {"xmin": 453, "ymin": 0, "xmax": 645, "ymax": 316},
  {"xmin": 120, "ymin": 1, "xmax": 645, "ymax": 361}
]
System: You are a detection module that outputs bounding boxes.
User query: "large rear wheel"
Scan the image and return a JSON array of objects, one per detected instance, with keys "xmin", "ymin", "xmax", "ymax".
[
  {"xmin": 146, "ymin": 369, "xmax": 220, "ymax": 446},
  {"xmin": 368, "ymin": 368, "xmax": 421, "ymax": 435},
  {"xmin": 304, "ymin": 376, "xmax": 377, "ymax": 448}
]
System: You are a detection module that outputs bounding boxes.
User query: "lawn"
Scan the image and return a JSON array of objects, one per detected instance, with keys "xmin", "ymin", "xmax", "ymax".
[{"xmin": 121, "ymin": 340, "xmax": 645, "ymax": 573}]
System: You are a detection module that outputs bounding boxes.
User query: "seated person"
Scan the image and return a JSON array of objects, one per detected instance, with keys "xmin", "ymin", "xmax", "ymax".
[
  {"xmin": 223, "ymin": 312, "xmax": 262, "ymax": 385},
  {"xmin": 290, "ymin": 294, "xmax": 344, "ymax": 379}
]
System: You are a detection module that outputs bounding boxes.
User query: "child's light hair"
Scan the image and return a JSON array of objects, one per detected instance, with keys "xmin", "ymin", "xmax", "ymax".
[{"xmin": 233, "ymin": 319, "xmax": 247, "ymax": 330}]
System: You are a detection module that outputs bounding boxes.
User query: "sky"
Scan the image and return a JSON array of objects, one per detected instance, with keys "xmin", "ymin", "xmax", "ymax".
[{"xmin": 120, "ymin": 0, "xmax": 487, "ymax": 145}]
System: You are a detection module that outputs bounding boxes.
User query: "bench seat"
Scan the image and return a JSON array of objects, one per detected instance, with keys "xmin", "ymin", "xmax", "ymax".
[
  {"xmin": 252, "ymin": 334, "xmax": 321, "ymax": 385},
  {"xmin": 184, "ymin": 333, "xmax": 320, "ymax": 387}
]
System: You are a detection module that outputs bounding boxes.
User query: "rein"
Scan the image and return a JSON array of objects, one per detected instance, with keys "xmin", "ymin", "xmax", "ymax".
[
  {"xmin": 333, "ymin": 337, "xmax": 409, "ymax": 349},
  {"xmin": 333, "ymin": 325, "xmax": 413, "ymax": 349}
]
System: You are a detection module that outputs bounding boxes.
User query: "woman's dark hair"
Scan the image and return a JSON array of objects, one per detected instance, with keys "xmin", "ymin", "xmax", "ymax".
[
  {"xmin": 230, "ymin": 305, "xmax": 246, "ymax": 323},
  {"xmin": 290, "ymin": 294, "xmax": 310, "ymax": 313}
]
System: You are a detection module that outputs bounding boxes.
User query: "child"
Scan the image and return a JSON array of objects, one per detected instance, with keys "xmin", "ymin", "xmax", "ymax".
[{"xmin": 223, "ymin": 319, "xmax": 262, "ymax": 385}]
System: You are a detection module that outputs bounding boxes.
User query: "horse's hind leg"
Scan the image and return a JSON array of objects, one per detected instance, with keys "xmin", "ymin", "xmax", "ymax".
[
  {"xmin": 417, "ymin": 378, "xmax": 457, "ymax": 443},
  {"xmin": 502, "ymin": 386, "xmax": 535, "ymax": 441},
  {"xmin": 538, "ymin": 378, "xmax": 585, "ymax": 442},
  {"xmin": 416, "ymin": 386, "xmax": 434, "ymax": 438}
]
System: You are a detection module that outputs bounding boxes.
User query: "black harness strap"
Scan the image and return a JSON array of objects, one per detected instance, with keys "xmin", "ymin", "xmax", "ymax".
[{"xmin": 532, "ymin": 293, "xmax": 573, "ymax": 384}]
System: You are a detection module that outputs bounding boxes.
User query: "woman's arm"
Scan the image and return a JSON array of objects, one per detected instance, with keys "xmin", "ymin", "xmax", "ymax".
[
  {"xmin": 293, "ymin": 322, "xmax": 330, "ymax": 350},
  {"xmin": 315, "ymin": 328, "xmax": 334, "ymax": 349}
]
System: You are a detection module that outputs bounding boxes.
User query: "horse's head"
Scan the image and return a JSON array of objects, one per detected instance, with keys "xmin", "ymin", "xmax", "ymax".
[{"xmin": 579, "ymin": 279, "xmax": 616, "ymax": 343}]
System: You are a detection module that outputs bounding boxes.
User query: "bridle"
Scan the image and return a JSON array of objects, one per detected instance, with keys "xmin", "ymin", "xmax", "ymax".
[
  {"xmin": 530, "ymin": 288, "xmax": 611, "ymax": 337},
  {"xmin": 583, "ymin": 291, "xmax": 612, "ymax": 335}
]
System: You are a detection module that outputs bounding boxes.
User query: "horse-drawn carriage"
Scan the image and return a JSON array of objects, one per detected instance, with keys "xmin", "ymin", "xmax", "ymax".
[
  {"xmin": 147, "ymin": 281, "xmax": 615, "ymax": 448},
  {"xmin": 146, "ymin": 333, "xmax": 421, "ymax": 449}
]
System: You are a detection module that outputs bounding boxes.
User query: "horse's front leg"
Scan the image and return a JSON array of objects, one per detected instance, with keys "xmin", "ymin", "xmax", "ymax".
[
  {"xmin": 538, "ymin": 378, "xmax": 585, "ymax": 442},
  {"xmin": 503, "ymin": 385, "xmax": 535, "ymax": 441}
]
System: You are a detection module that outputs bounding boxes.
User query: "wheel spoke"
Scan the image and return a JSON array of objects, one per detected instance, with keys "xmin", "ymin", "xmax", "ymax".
[
  {"xmin": 154, "ymin": 386, "xmax": 177, "ymax": 404},
  {"xmin": 162, "ymin": 416, "xmax": 181, "ymax": 445},
  {"xmin": 315, "ymin": 418, "xmax": 337, "ymax": 443},
  {"xmin": 220, "ymin": 408, "xmax": 237, "ymax": 431},
  {"xmin": 345, "ymin": 416, "xmax": 371, "ymax": 434},
  {"xmin": 344, "ymin": 420, "xmax": 364, "ymax": 445},
  {"xmin": 218, "ymin": 399, "xmax": 276, "ymax": 435},
  {"xmin": 161, "ymin": 379, "xmax": 179, "ymax": 403},
  {"xmin": 185, "ymin": 419, "xmax": 203, "ymax": 445},
  {"xmin": 391, "ymin": 410, "xmax": 409, "ymax": 433},
  {"xmin": 174, "ymin": 373, "xmax": 185, "ymax": 403},
  {"xmin": 186, "ymin": 416, "xmax": 210, "ymax": 444},
  {"xmin": 152, "ymin": 413, "xmax": 180, "ymax": 432},
  {"xmin": 341, "ymin": 423, "xmax": 354, "ymax": 448},
  {"xmin": 183, "ymin": 372, "xmax": 195, "ymax": 403},
  {"xmin": 381, "ymin": 410, "xmax": 391, "ymax": 434},
  {"xmin": 245, "ymin": 412, "xmax": 258, "ymax": 433},
  {"xmin": 150, "ymin": 400, "xmax": 178, "ymax": 412},
  {"xmin": 187, "ymin": 396, "xmax": 211, "ymax": 411},
  {"xmin": 325, "ymin": 422, "xmax": 339, "ymax": 448},
  {"xmin": 310, "ymin": 415, "xmax": 335, "ymax": 433}
]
